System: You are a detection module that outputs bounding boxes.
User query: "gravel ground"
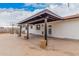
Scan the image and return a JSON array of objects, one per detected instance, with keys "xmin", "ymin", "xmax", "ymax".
[{"xmin": 0, "ymin": 33, "xmax": 79, "ymax": 56}]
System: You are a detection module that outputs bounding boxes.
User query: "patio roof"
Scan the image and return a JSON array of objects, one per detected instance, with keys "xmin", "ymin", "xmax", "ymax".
[
  {"xmin": 18, "ymin": 9, "xmax": 64, "ymax": 47},
  {"xmin": 18, "ymin": 9, "xmax": 63, "ymax": 24}
]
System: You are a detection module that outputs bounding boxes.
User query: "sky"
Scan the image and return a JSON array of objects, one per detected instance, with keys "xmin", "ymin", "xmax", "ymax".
[
  {"xmin": 0, "ymin": 3, "xmax": 79, "ymax": 27},
  {"xmin": 0, "ymin": 3, "xmax": 63, "ymax": 11}
]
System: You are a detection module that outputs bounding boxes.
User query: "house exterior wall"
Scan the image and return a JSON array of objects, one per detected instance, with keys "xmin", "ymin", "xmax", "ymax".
[{"xmin": 24, "ymin": 18, "xmax": 79, "ymax": 40}]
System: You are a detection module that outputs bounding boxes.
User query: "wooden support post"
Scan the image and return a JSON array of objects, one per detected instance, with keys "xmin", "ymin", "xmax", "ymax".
[
  {"xmin": 27, "ymin": 24, "xmax": 29, "ymax": 39},
  {"xmin": 19, "ymin": 25, "xmax": 22, "ymax": 37},
  {"xmin": 44, "ymin": 17, "xmax": 48, "ymax": 46}
]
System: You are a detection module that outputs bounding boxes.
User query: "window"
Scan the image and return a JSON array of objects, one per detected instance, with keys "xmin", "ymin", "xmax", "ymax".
[
  {"xmin": 48, "ymin": 25, "xmax": 52, "ymax": 35},
  {"xmin": 36, "ymin": 25, "xmax": 40, "ymax": 30},
  {"xmin": 48, "ymin": 25, "xmax": 52, "ymax": 27},
  {"xmin": 48, "ymin": 28, "xmax": 52, "ymax": 34}
]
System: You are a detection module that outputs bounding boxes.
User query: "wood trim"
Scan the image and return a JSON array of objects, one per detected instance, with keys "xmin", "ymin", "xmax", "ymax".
[
  {"xmin": 28, "ymin": 18, "xmax": 44, "ymax": 24},
  {"xmin": 30, "ymin": 33, "xmax": 79, "ymax": 41}
]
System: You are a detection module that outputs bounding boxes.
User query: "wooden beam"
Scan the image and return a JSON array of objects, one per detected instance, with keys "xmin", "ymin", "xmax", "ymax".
[
  {"xmin": 27, "ymin": 24, "xmax": 29, "ymax": 39},
  {"xmin": 28, "ymin": 18, "xmax": 44, "ymax": 24},
  {"xmin": 44, "ymin": 17, "xmax": 48, "ymax": 46}
]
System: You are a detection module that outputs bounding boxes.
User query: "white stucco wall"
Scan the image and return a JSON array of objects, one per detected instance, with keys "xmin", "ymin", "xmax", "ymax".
[
  {"xmin": 52, "ymin": 18, "xmax": 79, "ymax": 39},
  {"xmin": 25, "ymin": 18, "xmax": 79, "ymax": 40}
]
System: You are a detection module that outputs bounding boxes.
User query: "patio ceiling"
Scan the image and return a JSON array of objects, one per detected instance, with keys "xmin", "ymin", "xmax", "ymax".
[{"xmin": 18, "ymin": 9, "xmax": 64, "ymax": 24}]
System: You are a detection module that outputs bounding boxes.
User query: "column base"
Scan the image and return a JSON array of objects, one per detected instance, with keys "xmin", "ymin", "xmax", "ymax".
[{"xmin": 40, "ymin": 39, "xmax": 47, "ymax": 49}]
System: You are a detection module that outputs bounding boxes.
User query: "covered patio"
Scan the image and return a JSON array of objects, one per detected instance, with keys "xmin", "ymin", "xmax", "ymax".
[{"xmin": 18, "ymin": 9, "xmax": 63, "ymax": 48}]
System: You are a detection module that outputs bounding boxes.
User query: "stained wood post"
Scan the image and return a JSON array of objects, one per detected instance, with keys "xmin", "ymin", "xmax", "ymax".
[
  {"xmin": 44, "ymin": 17, "xmax": 48, "ymax": 46},
  {"xmin": 27, "ymin": 24, "xmax": 29, "ymax": 39},
  {"xmin": 19, "ymin": 24, "xmax": 22, "ymax": 37}
]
